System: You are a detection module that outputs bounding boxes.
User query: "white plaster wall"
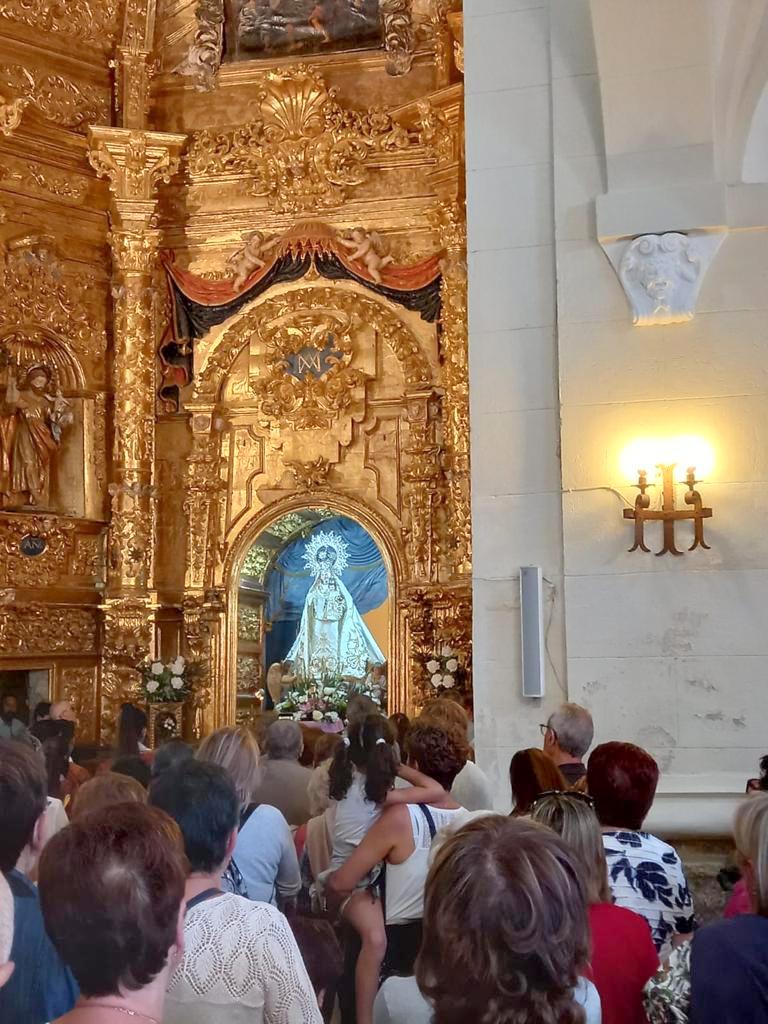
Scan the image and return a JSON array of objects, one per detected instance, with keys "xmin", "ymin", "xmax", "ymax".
[
  {"xmin": 466, "ymin": 0, "xmax": 768, "ymax": 831},
  {"xmin": 465, "ymin": 0, "xmax": 566, "ymax": 812}
]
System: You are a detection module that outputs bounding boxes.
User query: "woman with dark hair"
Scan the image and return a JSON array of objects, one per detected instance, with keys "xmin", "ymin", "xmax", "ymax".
[
  {"xmin": 38, "ymin": 801, "xmax": 187, "ymax": 1024},
  {"xmin": 152, "ymin": 739, "xmax": 194, "ymax": 779},
  {"xmin": 532, "ymin": 791, "xmax": 658, "ymax": 1024},
  {"xmin": 328, "ymin": 719, "xmax": 470, "ymax": 975},
  {"xmin": 588, "ymin": 741, "xmax": 694, "ymax": 956},
  {"xmin": 374, "ymin": 815, "xmax": 600, "ymax": 1024},
  {"xmin": 115, "ymin": 703, "xmax": 150, "ymax": 759},
  {"xmin": 388, "ymin": 713, "xmax": 410, "ymax": 756},
  {"xmin": 326, "ymin": 714, "xmax": 442, "ymax": 1024},
  {"xmin": 509, "ymin": 747, "xmax": 567, "ymax": 815}
]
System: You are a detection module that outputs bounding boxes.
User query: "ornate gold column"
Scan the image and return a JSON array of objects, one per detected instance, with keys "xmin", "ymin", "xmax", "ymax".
[
  {"xmin": 436, "ymin": 200, "xmax": 471, "ymax": 577},
  {"xmin": 87, "ymin": 126, "xmax": 185, "ymax": 734},
  {"xmin": 182, "ymin": 404, "xmax": 227, "ymax": 737}
]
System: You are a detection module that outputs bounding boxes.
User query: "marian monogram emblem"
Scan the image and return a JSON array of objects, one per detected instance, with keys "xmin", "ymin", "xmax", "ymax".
[
  {"xmin": 285, "ymin": 335, "xmax": 342, "ymax": 380},
  {"xmin": 250, "ymin": 305, "xmax": 366, "ymax": 429}
]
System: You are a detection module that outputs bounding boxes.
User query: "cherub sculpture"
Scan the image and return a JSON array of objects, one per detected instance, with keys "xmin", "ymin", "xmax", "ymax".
[
  {"xmin": 227, "ymin": 231, "xmax": 280, "ymax": 290},
  {"xmin": 339, "ymin": 228, "xmax": 394, "ymax": 284}
]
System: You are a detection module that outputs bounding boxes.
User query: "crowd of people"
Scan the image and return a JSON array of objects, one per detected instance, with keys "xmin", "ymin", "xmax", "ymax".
[{"xmin": 0, "ymin": 691, "xmax": 767, "ymax": 1023}]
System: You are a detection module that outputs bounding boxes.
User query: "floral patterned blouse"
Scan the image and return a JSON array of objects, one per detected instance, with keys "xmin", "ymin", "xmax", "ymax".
[{"xmin": 602, "ymin": 830, "xmax": 695, "ymax": 958}]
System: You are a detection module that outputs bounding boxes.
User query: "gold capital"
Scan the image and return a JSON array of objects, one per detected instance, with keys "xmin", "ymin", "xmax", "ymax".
[{"xmin": 88, "ymin": 127, "xmax": 186, "ymax": 203}]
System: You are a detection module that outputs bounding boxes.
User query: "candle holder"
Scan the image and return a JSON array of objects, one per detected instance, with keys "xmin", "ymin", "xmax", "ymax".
[{"xmin": 624, "ymin": 465, "xmax": 712, "ymax": 556}]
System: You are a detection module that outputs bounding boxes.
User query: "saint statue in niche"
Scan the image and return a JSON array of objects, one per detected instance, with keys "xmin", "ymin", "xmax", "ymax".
[
  {"xmin": 0, "ymin": 357, "xmax": 73, "ymax": 509},
  {"xmin": 225, "ymin": 0, "xmax": 382, "ymax": 60},
  {"xmin": 286, "ymin": 530, "xmax": 385, "ymax": 680}
]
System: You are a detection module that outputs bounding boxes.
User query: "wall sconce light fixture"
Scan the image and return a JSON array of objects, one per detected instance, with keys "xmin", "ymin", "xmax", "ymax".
[{"xmin": 621, "ymin": 438, "xmax": 713, "ymax": 556}]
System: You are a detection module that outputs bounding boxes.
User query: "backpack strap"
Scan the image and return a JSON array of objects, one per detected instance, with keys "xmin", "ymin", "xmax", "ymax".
[
  {"xmin": 417, "ymin": 803, "xmax": 437, "ymax": 840},
  {"xmin": 240, "ymin": 803, "xmax": 257, "ymax": 830},
  {"xmin": 185, "ymin": 888, "xmax": 221, "ymax": 914}
]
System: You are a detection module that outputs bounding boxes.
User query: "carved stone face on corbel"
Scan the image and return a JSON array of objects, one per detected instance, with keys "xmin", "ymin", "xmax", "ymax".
[{"xmin": 600, "ymin": 230, "xmax": 726, "ymax": 326}]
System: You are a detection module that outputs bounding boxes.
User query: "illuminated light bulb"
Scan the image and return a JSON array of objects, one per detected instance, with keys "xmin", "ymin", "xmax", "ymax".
[{"xmin": 619, "ymin": 436, "xmax": 715, "ymax": 482}]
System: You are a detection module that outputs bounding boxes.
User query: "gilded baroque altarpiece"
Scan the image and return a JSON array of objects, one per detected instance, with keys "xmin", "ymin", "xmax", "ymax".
[{"xmin": 0, "ymin": 0, "xmax": 467, "ymax": 741}]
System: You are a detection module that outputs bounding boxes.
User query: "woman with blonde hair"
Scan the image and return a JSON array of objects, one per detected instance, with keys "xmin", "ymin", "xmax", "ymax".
[
  {"xmin": 690, "ymin": 791, "xmax": 768, "ymax": 1022},
  {"xmin": 532, "ymin": 791, "xmax": 658, "ymax": 1024},
  {"xmin": 196, "ymin": 726, "xmax": 300, "ymax": 905},
  {"xmin": 374, "ymin": 814, "xmax": 600, "ymax": 1024}
]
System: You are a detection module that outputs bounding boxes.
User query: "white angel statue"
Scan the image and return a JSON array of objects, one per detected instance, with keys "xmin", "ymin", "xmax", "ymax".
[
  {"xmin": 227, "ymin": 231, "xmax": 280, "ymax": 290},
  {"xmin": 286, "ymin": 531, "xmax": 385, "ymax": 681},
  {"xmin": 339, "ymin": 228, "xmax": 395, "ymax": 284}
]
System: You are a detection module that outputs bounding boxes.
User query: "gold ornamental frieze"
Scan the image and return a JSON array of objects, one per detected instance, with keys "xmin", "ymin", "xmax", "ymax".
[
  {"xmin": 0, "ymin": 0, "xmax": 120, "ymax": 47},
  {"xmin": 0, "ymin": 157, "xmax": 88, "ymax": 201},
  {"xmin": 186, "ymin": 66, "xmax": 415, "ymax": 214},
  {"xmin": 0, "ymin": 602, "xmax": 98, "ymax": 655},
  {"xmin": 0, "ymin": 64, "xmax": 109, "ymax": 132},
  {"xmin": 0, "ymin": 514, "xmax": 105, "ymax": 589}
]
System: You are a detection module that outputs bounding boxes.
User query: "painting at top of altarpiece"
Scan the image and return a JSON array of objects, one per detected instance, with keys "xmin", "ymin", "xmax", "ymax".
[{"xmin": 224, "ymin": 0, "xmax": 383, "ymax": 60}]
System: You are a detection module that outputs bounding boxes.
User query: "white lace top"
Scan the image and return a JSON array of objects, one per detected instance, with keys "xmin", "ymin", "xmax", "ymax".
[{"xmin": 164, "ymin": 893, "xmax": 322, "ymax": 1024}]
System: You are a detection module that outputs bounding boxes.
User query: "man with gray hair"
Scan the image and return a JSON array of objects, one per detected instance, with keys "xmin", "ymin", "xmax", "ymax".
[
  {"xmin": 251, "ymin": 719, "xmax": 313, "ymax": 826},
  {"xmin": 541, "ymin": 703, "xmax": 594, "ymax": 786}
]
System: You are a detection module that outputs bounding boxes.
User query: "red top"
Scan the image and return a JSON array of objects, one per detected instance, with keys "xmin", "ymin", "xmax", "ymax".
[{"xmin": 589, "ymin": 902, "xmax": 659, "ymax": 1024}]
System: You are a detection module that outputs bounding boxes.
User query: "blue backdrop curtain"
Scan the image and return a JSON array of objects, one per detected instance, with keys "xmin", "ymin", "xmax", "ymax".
[{"xmin": 264, "ymin": 516, "xmax": 388, "ymax": 669}]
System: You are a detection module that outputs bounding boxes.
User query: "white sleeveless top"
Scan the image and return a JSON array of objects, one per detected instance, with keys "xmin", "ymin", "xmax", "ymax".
[
  {"xmin": 329, "ymin": 772, "xmax": 382, "ymax": 871},
  {"xmin": 385, "ymin": 804, "xmax": 466, "ymax": 925}
]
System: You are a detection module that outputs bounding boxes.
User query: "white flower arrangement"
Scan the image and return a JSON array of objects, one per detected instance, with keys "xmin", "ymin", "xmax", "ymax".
[
  {"xmin": 275, "ymin": 673, "xmax": 383, "ymax": 724},
  {"xmin": 425, "ymin": 647, "xmax": 465, "ymax": 693},
  {"xmin": 139, "ymin": 657, "xmax": 197, "ymax": 703}
]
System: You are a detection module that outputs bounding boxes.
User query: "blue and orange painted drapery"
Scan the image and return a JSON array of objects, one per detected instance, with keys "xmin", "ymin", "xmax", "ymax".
[{"xmin": 159, "ymin": 222, "xmax": 443, "ymax": 407}]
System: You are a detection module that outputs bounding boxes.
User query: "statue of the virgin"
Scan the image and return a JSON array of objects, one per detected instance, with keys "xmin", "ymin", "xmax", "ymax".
[{"xmin": 286, "ymin": 530, "xmax": 384, "ymax": 680}]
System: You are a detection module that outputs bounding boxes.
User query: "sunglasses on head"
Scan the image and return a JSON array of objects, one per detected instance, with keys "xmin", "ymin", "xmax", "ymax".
[{"xmin": 531, "ymin": 789, "xmax": 595, "ymax": 810}]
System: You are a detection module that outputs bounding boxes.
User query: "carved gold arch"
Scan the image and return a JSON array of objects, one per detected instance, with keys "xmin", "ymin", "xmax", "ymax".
[
  {"xmin": 195, "ymin": 281, "xmax": 434, "ymax": 401},
  {"xmin": 222, "ymin": 490, "xmax": 408, "ymax": 722}
]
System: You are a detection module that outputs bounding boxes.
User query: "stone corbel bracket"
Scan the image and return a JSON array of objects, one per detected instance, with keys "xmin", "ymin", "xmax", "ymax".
[{"xmin": 600, "ymin": 230, "xmax": 726, "ymax": 327}]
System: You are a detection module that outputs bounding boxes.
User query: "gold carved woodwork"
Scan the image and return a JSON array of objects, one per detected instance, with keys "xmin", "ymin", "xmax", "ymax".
[
  {"xmin": 0, "ymin": 602, "xmax": 97, "ymax": 654},
  {"xmin": 286, "ymin": 457, "xmax": 333, "ymax": 491},
  {"xmin": 402, "ymin": 394, "xmax": 442, "ymax": 583},
  {"xmin": 0, "ymin": 157, "xmax": 88, "ymax": 201},
  {"xmin": 0, "ymin": 0, "xmax": 120, "ymax": 46},
  {"xmin": 252, "ymin": 308, "xmax": 365, "ymax": 430},
  {"xmin": 238, "ymin": 603, "xmax": 261, "ymax": 641},
  {"xmin": 186, "ymin": 66, "xmax": 414, "ymax": 214},
  {"xmin": 403, "ymin": 583, "xmax": 472, "ymax": 709},
  {"xmin": 0, "ymin": 238, "xmax": 107, "ymax": 381},
  {"xmin": 184, "ymin": 416, "xmax": 225, "ymax": 591},
  {"xmin": 88, "ymin": 128, "xmax": 186, "ymax": 206},
  {"xmin": 183, "ymin": 591, "xmax": 224, "ymax": 738},
  {"xmin": 0, "ymin": 93, "xmax": 25, "ymax": 135},
  {"xmin": 55, "ymin": 666, "xmax": 98, "ymax": 744},
  {"xmin": 112, "ymin": 44, "xmax": 157, "ymax": 132},
  {"xmin": 174, "ymin": 0, "xmax": 224, "ymax": 90},
  {"xmin": 380, "ymin": 0, "xmax": 415, "ymax": 76},
  {"xmin": 433, "ymin": 200, "xmax": 470, "ymax": 576},
  {"xmin": 88, "ymin": 127, "xmax": 186, "ymax": 599},
  {"xmin": 0, "ymin": 515, "xmax": 75, "ymax": 587},
  {"xmin": 200, "ymin": 287, "xmax": 432, "ymax": 399},
  {"xmin": 101, "ymin": 596, "xmax": 153, "ymax": 739},
  {"xmin": 0, "ymin": 65, "xmax": 109, "ymax": 132}
]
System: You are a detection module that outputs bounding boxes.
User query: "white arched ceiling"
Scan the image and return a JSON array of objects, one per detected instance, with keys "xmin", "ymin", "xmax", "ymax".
[{"xmin": 713, "ymin": 0, "xmax": 768, "ymax": 182}]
